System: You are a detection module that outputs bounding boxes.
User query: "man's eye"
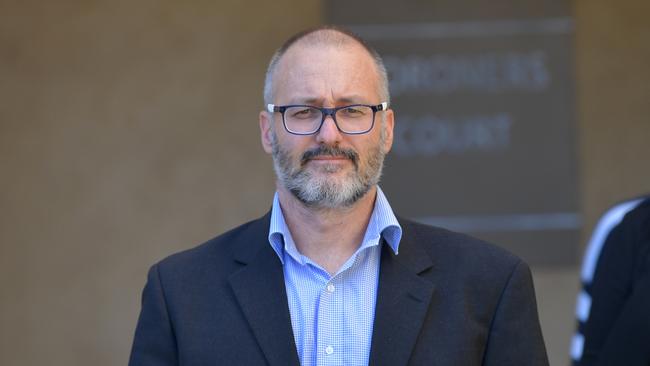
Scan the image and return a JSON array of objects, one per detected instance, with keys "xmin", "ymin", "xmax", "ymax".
[
  {"xmin": 341, "ymin": 107, "xmax": 365, "ymax": 117},
  {"xmin": 291, "ymin": 108, "xmax": 317, "ymax": 119}
]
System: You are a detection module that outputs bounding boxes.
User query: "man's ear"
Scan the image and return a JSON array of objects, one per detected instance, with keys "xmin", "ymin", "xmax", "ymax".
[
  {"xmin": 259, "ymin": 110, "xmax": 274, "ymax": 154},
  {"xmin": 382, "ymin": 109, "xmax": 395, "ymax": 154}
]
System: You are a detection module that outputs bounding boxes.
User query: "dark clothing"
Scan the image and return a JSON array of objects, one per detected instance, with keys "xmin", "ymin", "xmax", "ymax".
[
  {"xmin": 579, "ymin": 199, "xmax": 650, "ymax": 366},
  {"xmin": 129, "ymin": 213, "xmax": 549, "ymax": 366}
]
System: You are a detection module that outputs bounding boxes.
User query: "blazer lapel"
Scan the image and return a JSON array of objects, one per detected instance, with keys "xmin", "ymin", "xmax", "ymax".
[
  {"xmin": 228, "ymin": 214, "xmax": 300, "ymax": 366},
  {"xmin": 369, "ymin": 224, "xmax": 436, "ymax": 366}
]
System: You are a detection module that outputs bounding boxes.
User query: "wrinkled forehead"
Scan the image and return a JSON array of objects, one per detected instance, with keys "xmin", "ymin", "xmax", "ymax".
[{"xmin": 272, "ymin": 41, "xmax": 381, "ymax": 103}]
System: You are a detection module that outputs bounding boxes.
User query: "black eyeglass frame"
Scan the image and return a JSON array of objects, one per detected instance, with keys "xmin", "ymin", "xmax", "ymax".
[{"xmin": 266, "ymin": 102, "xmax": 388, "ymax": 135}]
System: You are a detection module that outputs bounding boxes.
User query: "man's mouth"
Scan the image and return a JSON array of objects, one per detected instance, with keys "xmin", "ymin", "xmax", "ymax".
[
  {"xmin": 310, "ymin": 156, "xmax": 348, "ymax": 161},
  {"xmin": 301, "ymin": 146, "xmax": 359, "ymax": 168}
]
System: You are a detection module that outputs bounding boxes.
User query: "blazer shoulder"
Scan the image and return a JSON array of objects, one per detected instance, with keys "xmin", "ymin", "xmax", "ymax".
[{"xmin": 399, "ymin": 217, "xmax": 525, "ymax": 276}]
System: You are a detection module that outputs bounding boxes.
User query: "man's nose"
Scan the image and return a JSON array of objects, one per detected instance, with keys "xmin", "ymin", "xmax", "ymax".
[{"xmin": 315, "ymin": 115, "xmax": 342, "ymax": 144}]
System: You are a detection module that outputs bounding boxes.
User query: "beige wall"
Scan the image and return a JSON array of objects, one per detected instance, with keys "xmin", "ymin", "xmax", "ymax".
[
  {"xmin": 0, "ymin": 1, "xmax": 321, "ymax": 365},
  {"xmin": 1, "ymin": 1, "xmax": 649, "ymax": 365},
  {"xmin": 576, "ymin": 0, "xmax": 650, "ymax": 233}
]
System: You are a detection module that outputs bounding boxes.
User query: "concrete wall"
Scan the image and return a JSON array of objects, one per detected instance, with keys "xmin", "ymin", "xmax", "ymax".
[
  {"xmin": 1, "ymin": 1, "xmax": 648, "ymax": 365},
  {"xmin": 576, "ymin": 0, "xmax": 650, "ymax": 231},
  {"xmin": 0, "ymin": 1, "xmax": 320, "ymax": 364}
]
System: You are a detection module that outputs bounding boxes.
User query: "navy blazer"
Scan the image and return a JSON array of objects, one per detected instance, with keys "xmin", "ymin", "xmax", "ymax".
[{"xmin": 129, "ymin": 213, "xmax": 549, "ymax": 366}]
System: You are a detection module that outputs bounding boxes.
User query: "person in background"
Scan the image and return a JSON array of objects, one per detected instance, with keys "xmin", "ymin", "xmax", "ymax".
[{"xmin": 573, "ymin": 196, "xmax": 650, "ymax": 366}]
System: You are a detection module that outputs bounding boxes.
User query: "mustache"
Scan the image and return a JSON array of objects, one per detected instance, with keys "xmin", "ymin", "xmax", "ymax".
[{"xmin": 301, "ymin": 145, "xmax": 359, "ymax": 167}]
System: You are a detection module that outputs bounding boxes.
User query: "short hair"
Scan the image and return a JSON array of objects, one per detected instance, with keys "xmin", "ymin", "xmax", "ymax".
[{"xmin": 263, "ymin": 25, "xmax": 390, "ymax": 107}]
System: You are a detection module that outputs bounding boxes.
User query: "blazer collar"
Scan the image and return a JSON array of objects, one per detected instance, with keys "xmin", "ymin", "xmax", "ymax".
[
  {"xmin": 369, "ymin": 218, "xmax": 436, "ymax": 366},
  {"xmin": 228, "ymin": 211, "xmax": 301, "ymax": 366},
  {"xmin": 227, "ymin": 213, "xmax": 436, "ymax": 366}
]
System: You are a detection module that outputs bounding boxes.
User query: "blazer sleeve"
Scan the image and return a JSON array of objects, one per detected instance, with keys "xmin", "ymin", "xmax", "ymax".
[
  {"xmin": 482, "ymin": 260, "xmax": 549, "ymax": 366},
  {"xmin": 129, "ymin": 264, "xmax": 179, "ymax": 366}
]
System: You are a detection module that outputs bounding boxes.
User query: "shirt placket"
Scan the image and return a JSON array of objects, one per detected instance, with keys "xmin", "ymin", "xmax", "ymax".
[{"xmin": 316, "ymin": 273, "xmax": 345, "ymax": 366}]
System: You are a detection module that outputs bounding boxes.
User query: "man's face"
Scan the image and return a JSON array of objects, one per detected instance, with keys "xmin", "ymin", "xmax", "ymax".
[{"xmin": 260, "ymin": 41, "xmax": 394, "ymax": 209}]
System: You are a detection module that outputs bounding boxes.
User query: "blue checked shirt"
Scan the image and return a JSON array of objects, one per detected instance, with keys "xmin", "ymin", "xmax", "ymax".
[{"xmin": 268, "ymin": 187, "xmax": 402, "ymax": 366}]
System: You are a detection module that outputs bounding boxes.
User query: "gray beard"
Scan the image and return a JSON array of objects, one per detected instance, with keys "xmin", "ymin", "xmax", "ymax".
[{"xmin": 271, "ymin": 134, "xmax": 385, "ymax": 210}]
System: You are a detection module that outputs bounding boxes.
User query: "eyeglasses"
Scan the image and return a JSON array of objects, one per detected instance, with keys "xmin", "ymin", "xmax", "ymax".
[{"xmin": 267, "ymin": 102, "xmax": 388, "ymax": 135}]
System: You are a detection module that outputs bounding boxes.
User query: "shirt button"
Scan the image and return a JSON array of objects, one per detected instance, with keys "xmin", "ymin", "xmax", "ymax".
[
  {"xmin": 325, "ymin": 345, "xmax": 334, "ymax": 355},
  {"xmin": 326, "ymin": 283, "xmax": 335, "ymax": 293}
]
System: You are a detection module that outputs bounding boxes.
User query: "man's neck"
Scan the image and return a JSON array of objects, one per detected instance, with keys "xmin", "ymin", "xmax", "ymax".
[{"xmin": 277, "ymin": 185, "xmax": 377, "ymax": 276}]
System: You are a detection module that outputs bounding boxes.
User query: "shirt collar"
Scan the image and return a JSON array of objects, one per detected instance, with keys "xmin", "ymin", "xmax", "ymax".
[{"xmin": 268, "ymin": 186, "xmax": 402, "ymax": 264}]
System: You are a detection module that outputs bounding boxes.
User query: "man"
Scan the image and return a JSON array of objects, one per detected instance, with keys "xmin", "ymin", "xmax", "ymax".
[{"xmin": 129, "ymin": 26, "xmax": 549, "ymax": 366}]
